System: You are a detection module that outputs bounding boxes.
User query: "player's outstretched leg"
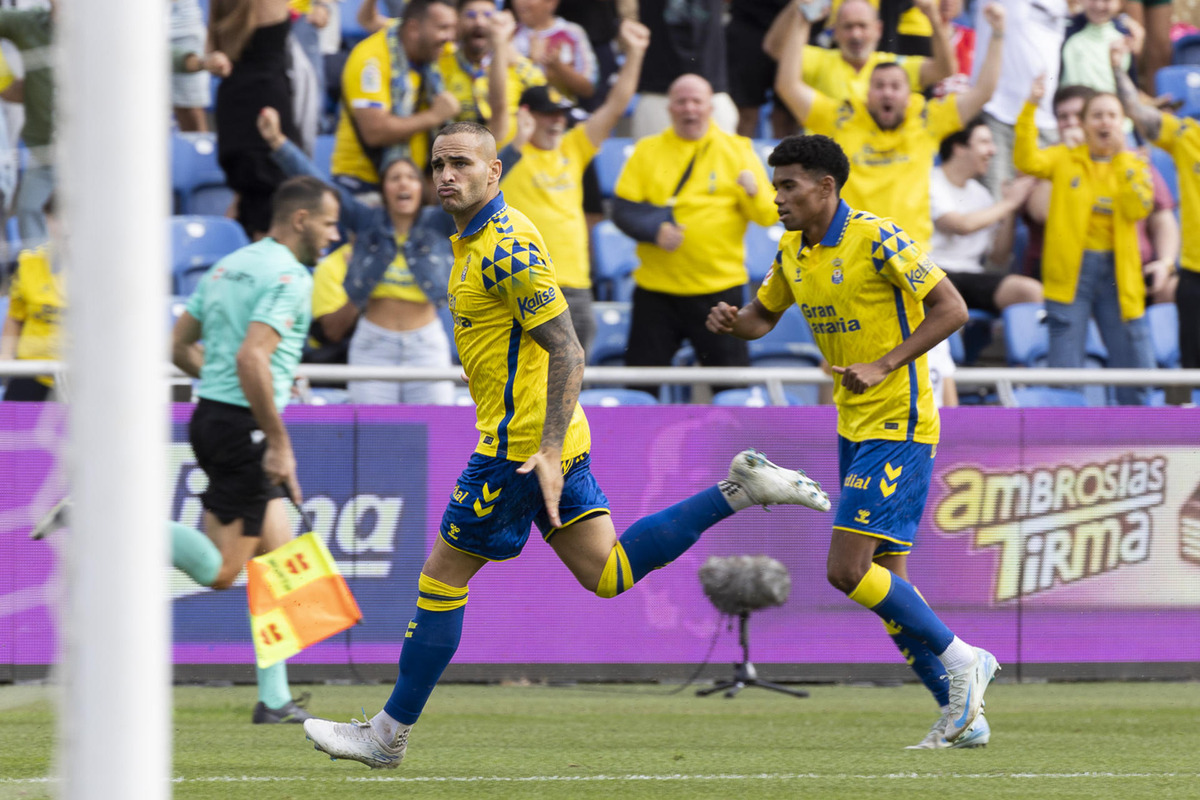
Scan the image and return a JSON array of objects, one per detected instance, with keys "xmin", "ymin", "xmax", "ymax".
[
  {"xmin": 594, "ymin": 449, "xmax": 830, "ymax": 598},
  {"xmin": 305, "ymin": 572, "xmax": 467, "ymax": 768}
]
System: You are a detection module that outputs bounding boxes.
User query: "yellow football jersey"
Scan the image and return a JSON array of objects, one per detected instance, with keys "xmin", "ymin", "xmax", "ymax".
[
  {"xmin": 499, "ymin": 126, "xmax": 597, "ymax": 289},
  {"xmin": 1154, "ymin": 112, "xmax": 1200, "ymax": 274},
  {"xmin": 332, "ymin": 25, "xmax": 432, "ymax": 183},
  {"xmin": 433, "ymin": 42, "xmax": 546, "ymax": 149},
  {"xmin": 757, "ymin": 201, "xmax": 944, "ymax": 445},
  {"xmin": 801, "ymin": 45, "xmax": 925, "ymax": 105},
  {"xmin": 7, "ymin": 247, "xmax": 64, "ymax": 387},
  {"xmin": 448, "ymin": 192, "xmax": 590, "ymax": 461},
  {"xmin": 805, "ymin": 92, "xmax": 961, "ymax": 246}
]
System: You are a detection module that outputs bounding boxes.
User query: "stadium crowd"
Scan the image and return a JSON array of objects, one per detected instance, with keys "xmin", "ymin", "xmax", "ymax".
[{"xmin": 0, "ymin": 0, "xmax": 1198, "ymax": 406}]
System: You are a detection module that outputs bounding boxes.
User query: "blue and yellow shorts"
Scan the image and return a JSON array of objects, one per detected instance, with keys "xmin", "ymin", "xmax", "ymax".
[
  {"xmin": 439, "ymin": 451, "xmax": 611, "ymax": 561},
  {"xmin": 834, "ymin": 437, "xmax": 936, "ymax": 557}
]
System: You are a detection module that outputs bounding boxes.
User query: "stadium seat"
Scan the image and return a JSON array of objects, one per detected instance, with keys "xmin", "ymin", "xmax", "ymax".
[
  {"xmin": 1173, "ymin": 32, "xmax": 1200, "ymax": 66},
  {"xmin": 1146, "ymin": 302, "xmax": 1180, "ymax": 368},
  {"xmin": 170, "ymin": 215, "xmax": 250, "ymax": 295},
  {"xmin": 578, "ymin": 388, "xmax": 659, "ymax": 406},
  {"xmin": 1002, "ymin": 302, "xmax": 1110, "ymax": 405},
  {"xmin": 314, "ymin": 134, "xmax": 336, "ymax": 181},
  {"xmin": 747, "ymin": 305, "xmax": 821, "ymax": 364},
  {"xmin": 171, "ymin": 132, "xmax": 234, "ymax": 216},
  {"xmin": 961, "ymin": 308, "xmax": 996, "ymax": 365},
  {"xmin": 592, "ymin": 220, "xmax": 638, "ymax": 302},
  {"xmin": 1155, "ymin": 66, "xmax": 1200, "ymax": 119},
  {"xmin": 590, "ymin": 303, "xmax": 631, "ymax": 366},
  {"xmin": 593, "ymin": 137, "xmax": 634, "ymax": 198},
  {"xmin": 744, "ymin": 223, "xmax": 784, "ymax": 283},
  {"xmin": 1149, "ymin": 146, "xmax": 1178, "ymax": 204},
  {"xmin": 1010, "ymin": 387, "xmax": 1089, "ymax": 407},
  {"xmin": 712, "ymin": 386, "xmax": 806, "ymax": 406},
  {"xmin": 340, "ymin": 6, "xmax": 371, "ymax": 48},
  {"xmin": 948, "ymin": 328, "xmax": 966, "ymax": 365}
]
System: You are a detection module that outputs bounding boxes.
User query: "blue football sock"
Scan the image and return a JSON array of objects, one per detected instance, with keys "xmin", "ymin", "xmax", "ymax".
[
  {"xmin": 886, "ymin": 621, "xmax": 950, "ymax": 707},
  {"xmin": 618, "ymin": 485, "xmax": 733, "ymax": 584},
  {"xmin": 383, "ymin": 573, "xmax": 467, "ymax": 726},
  {"xmin": 848, "ymin": 563, "xmax": 954, "ymax": 654},
  {"xmin": 168, "ymin": 521, "xmax": 221, "ymax": 587}
]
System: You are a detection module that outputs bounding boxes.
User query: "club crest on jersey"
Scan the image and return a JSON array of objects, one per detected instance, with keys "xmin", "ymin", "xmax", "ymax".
[{"xmin": 832, "ymin": 268, "xmax": 843, "ymax": 284}]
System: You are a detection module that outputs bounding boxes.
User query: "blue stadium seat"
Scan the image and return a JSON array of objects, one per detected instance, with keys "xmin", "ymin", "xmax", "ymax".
[
  {"xmin": 1173, "ymin": 32, "xmax": 1200, "ymax": 66},
  {"xmin": 590, "ymin": 303, "xmax": 631, "ymax": 366},
  {"xmin": 712, "ymin": 387, "xmax": 806, "ymax": 407},
  {"xmin": 1149, "ymin": 146, "xmax": 1179, "ymax": 204},
  {"xmin": 578, "ymin": 388, "xmax": 659, "ymax": 406},
  {"xmin": 593, "ymin": 137, "xmax": 634, "ymax": 198},
  {"xmin": 1146, "ymin": 302, "xmax": 1180, "ymax": 368},
  {"xmin": 171, "ymin": 132, "xmax": 234, "ymax": 216},
  {"xmin": 1002, "ymin": 302, "xmax": 1047, "ymax": 366},
  {"xmin": 314, "ymin": 134, "xmax": 336, "ymax": 181},
  {"xmin": 592, "ymin": 220, "xmax": 638, "ymax": 302},
  {"xmin": 747, "ymin": 305, "xmax": 820, "ymax": 363},
  {"xmin": 171, "ymin": 215, "xmax": 250, "ymax": 295},
  {"xmin": 949, "ymin": 328, "xmax": 966, "ymax": 365},
  {"xmin": 1010, "ymin": 387, "xmax": 1089, "ymax": 407},
  {"xmin": 961, "ymin": 308, "xmax": 996, "ymax": 365},
  {"xmin": 744, "ymin": 223, "xmax": 784, "ymax": 283},
  {"xmin": 1156, "ymin": 65, "xmax": 1200, "ymax": 119}
]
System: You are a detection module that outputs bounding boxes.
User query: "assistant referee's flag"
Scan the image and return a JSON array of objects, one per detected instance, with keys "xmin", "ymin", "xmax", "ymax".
[{"xmin": 247, "ymin": 530, "xmax": 362, "ymax": 669}]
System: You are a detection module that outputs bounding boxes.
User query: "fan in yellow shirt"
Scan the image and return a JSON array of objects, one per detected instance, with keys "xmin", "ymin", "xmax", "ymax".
[
  {"xmin": 1, "ymin": 244, "xmax": 64, "ymax": 400},
  {"xmin": 773, "ymin": 0, "xmax": 1007, "ymax": 246},
  {"xmin": 498, "ymin": 19, "xmax": 649, "ymax": 358},
  {"xmin": 763, "ymin": 0, "xmax": 955, "ymax": 105},
  {"xmin": 431, "ymin": 1, "xmax": 545, "ymax": 150}
]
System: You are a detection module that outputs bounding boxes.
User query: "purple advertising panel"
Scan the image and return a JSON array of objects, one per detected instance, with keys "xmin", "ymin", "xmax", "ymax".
[{"xmin": 2, "ymin": 404, "xmax": 1199, "ymax": 673}]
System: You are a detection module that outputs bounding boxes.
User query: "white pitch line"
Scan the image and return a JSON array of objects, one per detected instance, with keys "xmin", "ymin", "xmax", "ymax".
[{"xmin": 3, "ymin": 772, "xmax": 1200, "ymax": 785}]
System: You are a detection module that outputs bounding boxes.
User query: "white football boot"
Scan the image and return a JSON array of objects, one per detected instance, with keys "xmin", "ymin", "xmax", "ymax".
[
  {"xmin": 944, "ymin": 647, "xmax": 999, "ymax": 742},
  {"xmin": 727, "ymin": 449, "xmax": 831, "ymax": 512},
  {"xmin": 304, "ymin": 716, "xmax": 410, "ymax": 769}
]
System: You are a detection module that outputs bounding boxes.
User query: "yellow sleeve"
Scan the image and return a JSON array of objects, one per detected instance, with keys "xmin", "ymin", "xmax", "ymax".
[
  {"xmin": 489, "ymin": 236, "xmax": 567, "ymax": 330},
  {"xmin": 7, "ymin": 255, "xmax": 27, "ymax": 321},
  {"xmin": 311, "ymin": 245, "xmax": 352, "ymax": 319},
  {"xmin": 926, "ymin": 95, "xmax": 963, "ymax": 142},
  {"xmin": 1153, "ymin": 111, "xmax": 1183, "ymax": 155},
  {"xmin": 875, "ymin": 222, "xmax": 946, "ymax": 302},
  {"xmin": 902, "ymin": 55, "xmax": 925, "ymax": 91},
  {"xmin": 756, "ymin": 255, "xmax": 795, "ymax": 313},
  {"xmin": 805, "ymin": 92, "xmax": 841, "ymax": 137},
  {"xmin": 734, "ymin": 137, "xmax": 780, "ymax": 227},
  {"xmin": 1012, "ymin": 102, "xmax": 1056, "ymax": 180},
  {"xmin": 613, "ymin": 140, "xmax": 651, "ymax": 202},
  {"xmin": 1113, "ymin": 151, "xmax": 1154, "ymax": 222},
  {"xmin": 0, "ymin": 50, "xmax": 12, "ymax": 94},
  {"xmin": 341, "ymin": 31, "xmax": 391, "ymax": 113}
]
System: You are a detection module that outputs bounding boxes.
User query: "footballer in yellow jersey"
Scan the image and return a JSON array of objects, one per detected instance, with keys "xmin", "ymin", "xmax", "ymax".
[
  {"xmin": 773, "ymin": 0, "xmax": 1008, "ymax": 244},
  {"xmin": 298, "ymin": 122, "xmax": 833, "ymax": 769},
  {"xmin": 1, "ymin": 246, "xmax": 63, "ymax": 396},
  {"xmin": 707, "ymin": 134, "xmax": 996, "ymax": 750}
]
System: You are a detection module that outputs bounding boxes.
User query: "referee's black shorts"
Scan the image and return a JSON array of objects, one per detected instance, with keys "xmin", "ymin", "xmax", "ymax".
[{"xmin": 188, "ymin": 398, "xmax": 286, "ymax": 538}]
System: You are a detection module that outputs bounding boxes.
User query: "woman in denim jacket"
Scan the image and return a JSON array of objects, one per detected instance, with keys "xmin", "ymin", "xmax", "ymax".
[{"xmin": 259, "ymin": 107, "xmax": 456, "ymax": 404}]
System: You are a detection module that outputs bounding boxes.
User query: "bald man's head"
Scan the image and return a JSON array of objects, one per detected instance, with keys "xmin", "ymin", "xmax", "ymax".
[
  {"xmin": 833, "ymin": 0, "xmax": 882, "ymax": 67},
  {"xmin": 668, "ymin": 74, "xmax": 714, "ymax": 141}
]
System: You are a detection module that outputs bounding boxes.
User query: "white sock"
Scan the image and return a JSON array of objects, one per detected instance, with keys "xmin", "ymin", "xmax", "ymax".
[
  {"xmin": 371, "ymin": 710, "xmax": 404, "ymax": 744},
  {"xmin": 719, "ymin": 480, "xmax": 755, "ymax": 511},
  {"xmin": 938, "ymin": 636, "xmax": 975, "ymax": 673}
]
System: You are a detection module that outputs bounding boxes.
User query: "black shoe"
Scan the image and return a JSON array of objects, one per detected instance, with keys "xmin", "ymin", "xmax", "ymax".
[{"xmin": 252, "ymin": 693, "xmax": 314, "ymax": 724}]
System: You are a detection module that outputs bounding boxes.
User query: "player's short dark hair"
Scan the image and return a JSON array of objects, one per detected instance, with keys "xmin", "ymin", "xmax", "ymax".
[
  {"xmin": 938, "ymin": 115, "xmax": 989, "ymax": 163},
  {"xmin": 768, "ymin": 135, "xmax": 851, "ymax": 193},
  {"xmin": 270, "ymin": 176, "xmax": 336, "ymax": 225},
  {"xmin": 1053, "ymin": 84, "xmax": 1098, "ymax": 113},
  {"xmin": 435, "ymin": 120, "xmax": 496, "ymax": 148},
  {"xmin": 870, "ymin": 61, "xmax": 908, "ymax": 81},
  {"xmin": 403, "ymin": 0, "xmax": 454, "ymax": 25}
]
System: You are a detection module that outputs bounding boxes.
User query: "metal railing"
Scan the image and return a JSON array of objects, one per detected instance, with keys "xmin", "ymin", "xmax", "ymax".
[{"xmin": 3, "ymin": 361, "xmax": 1198, "ymax": 407}]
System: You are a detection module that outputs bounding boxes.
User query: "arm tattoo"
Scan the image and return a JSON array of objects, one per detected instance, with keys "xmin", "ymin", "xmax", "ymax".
[
  {"xmin": 527, "ymin": 310, "xmax": 585, "ymax": 451},
  {"xmin": 1114, "ymin": 65, "xmax": 1162, "ymax": 142}
]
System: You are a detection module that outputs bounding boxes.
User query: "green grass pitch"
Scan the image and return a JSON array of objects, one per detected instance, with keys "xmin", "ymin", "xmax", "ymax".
[{"xmin": 2, "ymin": 680, "xmax": 1199, "ymax": 799}]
